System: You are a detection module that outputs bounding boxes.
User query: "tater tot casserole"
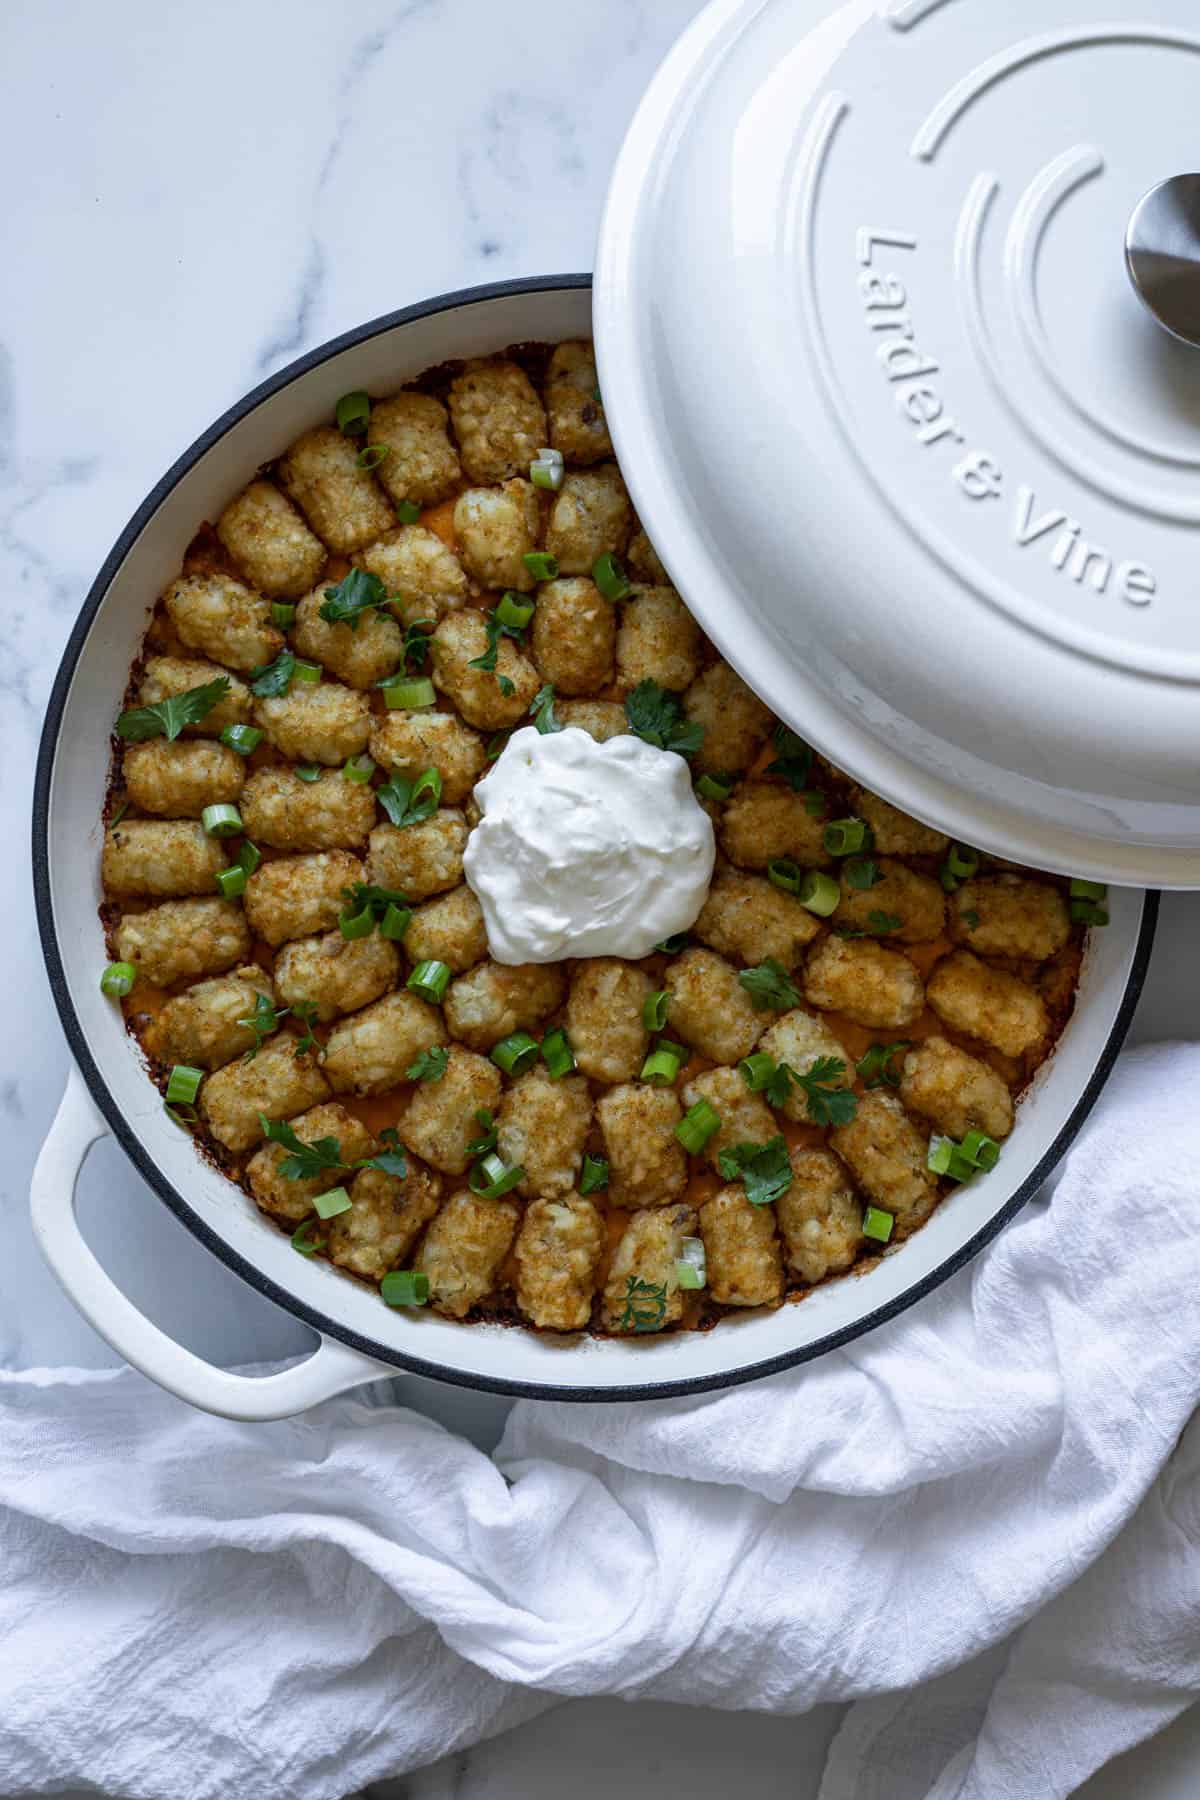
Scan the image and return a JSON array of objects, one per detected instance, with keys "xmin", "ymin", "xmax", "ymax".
[{"xmin": 98, "ymin": 338, "xmax": 1101, "ymax": 1341}]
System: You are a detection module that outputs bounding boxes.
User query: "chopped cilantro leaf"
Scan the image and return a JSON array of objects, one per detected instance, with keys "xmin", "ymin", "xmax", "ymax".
[
  {"xmin": 290, "ymin": 998, "xmax": 320, "ymax": 1058},
  {"xmin": 962, "ymin": 909, "xmax": 981, "ymax": 930},
  {"xmin": 767, "ymin": 723, "xmax": 813, "ymax": 790},
  {"xmin": 116, "ymin": 677, "xmax": 231, "ymax": 742},
  {"xmin": 401, "ymin": 618, "xmax": 434, "ymax": 671},
  {"xmin": 376, "ymin": 767, "xmax": 441, "ymax": 830},
  {"xmin": 716, "ymin": 1135, "xmax": 794, "ymax": 1206},
  {"xmin": 624, "ymin": 680, "xmax": 705, "ymax": 759},
  {"xmin": 845, "ymin": 858, "xmax": 881, "ymax": 891},
  {"xmin": 468, "ymin": 609, "xmax": 526, "ymax": 691},
  {"xmin": 616, "ymin": 1275, "xmax": 668, "ymax": 1333},
  {"xmin": 259, "ymin": 1116, "xmax": 345, "ymax": 1181},
  {"xmin": 868, "ymin": 911, "xmax": 903, "ymax": 935},
  {"xmin": 237, "ymin": 991, "xmax": 282, "ymax": 1062},
  {"xmin": 738, "ymin": 958, "xmax": 801, "ymax": 1012},
  {"xmin": 790, "ymin": 1057, "xmax": 858, "ymax": 1128},
  {"xmin": 249, "ymin": 650, "xmax": 297, "ymax": 698},
  {"xmin": 407, "ymin": 1045, "xmax": 449, "ymax": 1083},
  {"xmin": 318, "ymin": 568, "xmax": 389, "ymax": 629},
  {"xmin": 530, "ymin": 683, "xmax": 562, "ymax": 734},
  {"xmin": 341, "ymin": 881, "xmax": 410, "ymax": 922},
  {"xmin": 358, "ymin": 1127, "xmax": 408, "ymax": 1180}
]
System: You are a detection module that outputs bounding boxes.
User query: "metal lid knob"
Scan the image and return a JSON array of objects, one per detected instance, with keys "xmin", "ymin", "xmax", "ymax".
[{"xmin": 1126, "ymin": 175, "xmax": 1200, "ymax": 348}]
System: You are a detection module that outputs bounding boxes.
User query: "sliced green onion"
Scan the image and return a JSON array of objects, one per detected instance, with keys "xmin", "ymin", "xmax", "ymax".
[
  {"xmin": 657, "ymin": 1037, "xmax": 689, "ymax": 1063},
  {"xmin": 946, "ymin": 843, "xmax": 980, "ymax": 880},
  {"xmin": 641, "ymin": 1045, "xmax": 683, "ymax": 1085},
  {"xmin": 295, "ymin": 765, "xmax": 322, "ymax": 783},
  {"xmin": 165, "ymin": 1103, "xmax": 198, "ymax": 1129},
  {"xmin": 523, "ymin": 551, "xmax": 559, "ymax": 581},
  {"xmin": 940, "ymin": 866, "xmax": 961, "ymax": 893},
  {"xmin": 862, "ymin": 1206, "xmax": 894, "ymax": 1244},
  {"xmin": 1071, "ymin": 899, "xmax": 1110, "ymax": 926},
  {"xmin": 291, "ymin": 1219, "xmax": 322, "ymax": 1256},
  {"xmin": 739, "ymin": 1051, "xmax": 777, "ymax": 1092},
  {"xmin": 271, "ymin": 602, "xmax": 296, "ymax": 629},
  {"xmin": 411, "ymin": 766, "xmax": 442, "ymax": 811},
  {"xmin": 824, "ymin": 818, "xmax": 870, "ymax": 856},
  {"xmin": 339, "ymin": 903, "xmax": 375, "ymax": 940},
  {"xmin": 201, "ymin": 803, "xmax": 243, "ymax": 837},
  {"xmin": 928, "ymin": 1135, "xmax": 977, "ymax": 1182},
  {"xmin": 381, "ymin": 1269, "xmax": 430, "ymax": 1306},
  {"xmin": 100, "ymin": 961, "xmax": 137, "ymax": 998},
  {"xmin": 380, "ymin": 902, "xmax": 412, "ymax": 942},
  {"xmin": 237, "ymin": 840, "xmax": 262, "ymax": 876},
  {"xmin": 293, "ymin": 660, "xmax": 321, "ymax": 684},
  {"xmin": 382, "ymin": 675, "xmax": 436, "ymax": 710},
  {"xmin": 343, "ymin": 754, "xmax": 375, "ymax": 784},
  {"xmin": 529, "ymin": 447, "xmax": 565, "ymax": 491},
  {"xmin": 696, "ymin": 772, "xmax": 734, "ymax": 804},
  {"xmin": 313, "ymin": 1186, "xmax": 353, "ymax": 1220},
  {"xmin": 336, "ymin": 390, "xmax": 370, "ymax": 435},
  {"xmin": 394, "ymin": 499, "xmax": 421, "ymax": 524},
  {"xmin": 579, "ymin": 1154, "xmax": 609, "ymax": 1195},
  {"xmin": 591, "ymin": 551, "xmax": 631, "ymax": 601},
  {"xmin": 216, "ymin": 865, "xmax": 248, "ymax": 900},
  {"xmin": 1070, "ymin": 878, "xmax": 1108, "ymax": 901},
  {"xmin": 959, "ymin": 1129, "xmax": 1001, "ymax": 1171},
  {"xmin": 767, "ymin": 858, "xmax": 804, "ymax": 895},
  {"xmin": 408, "ymin": 960, "xmax": 451, "ymax": 1004},
  {"xmin": 676, "ymin": 1099, "xmax": 721, "ymax": 1154},
  {"xmin": 165, "ymin": 1064, "xmax": 204, "ymax": 1106},
  {"xmin": 643, "ymin": 990, "xmax": 670, "ymax": 1031},
  {"xmin": 541, "ymin": 1027, "xmax": 575, "ymax": 1078},
  {"xmin": 797, "ymin": 870, "xmax": 840, "ymax": 916},
  {"xmin": 469, "ymin": 1152, "xmax": 525, "ymax": 1199},
  {"xmin": 675, "ymin": 1237, "xmax": 707, "ymax": 1290},
  {"xmin": 492, "ymin": 1031, "xmax": 540, "ymax": 1076},
  {"xmin": 356, "ymin": 444, "xmax": 389, "ymax": 471},
  {"xmin": 220, "ymin": 723, "xmax": 263, "ymax": 757},
  {"xmin": 495, "ymin": 591, "xmax": 535, "ymax": 630}
]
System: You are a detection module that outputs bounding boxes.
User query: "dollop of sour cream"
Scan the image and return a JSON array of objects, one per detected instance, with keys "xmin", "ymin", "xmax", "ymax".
[{"xmin": 463, "ymin": 727, "xmax": 716, "ymax": 965}]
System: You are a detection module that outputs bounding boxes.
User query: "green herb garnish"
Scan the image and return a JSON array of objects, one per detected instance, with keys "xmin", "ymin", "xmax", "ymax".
[
  {"xmin": 530, "ymin": 682, "xmax": 562, "ymax": 734},
  {"xmin": 259, "ymin": 1116, "xmax": 345, "ymax": 1182},
  {"xmin": 319, "ymin": 568, "xmax": 390, "ymax": 629},
  {"xmin": 237, "ymin": 991, "xmax": 282, "ymax": 1062},
  {"xmin": 248, "ymin": 650, "xmax": 297, "ymax": 698},
  {"xmin": 376, "ymin": 767, "xmax": 441, "ymax": 830},
  {"xmin": 407, "ymin": 1045, "xmax": 449, "ymax": 1083},
  {"xmin": 717, "ymin": 1135, "xmax": 794, "ymax": 1206},
  {"xmin": 767, "ymin": 724, "xmax": 812, "ymax": 790},
  {"xmin": 615, "ymin": 1275, "xmax": 668, "ymax": 1333},
  {"xmin": 737, "ymin": 958, "xmax": 801, "ymax": 1012},
  {"xmin": 359, "ymin": 1127, "xmax": 408, "ymax": 1180},
  {"xmin": 790, "ymin": 1057, "xmax": 858, "ymax": 1128},
  {"xmin": 624, "ymin": 680, "xmax": 705, "ymax": 759},
  {"xmin": 115, "ymin": 677, "xmax": 231, "ymax": 742}
]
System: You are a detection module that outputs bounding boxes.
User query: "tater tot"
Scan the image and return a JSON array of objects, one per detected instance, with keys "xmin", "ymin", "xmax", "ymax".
[
  {"xmin": 804, "ymin": 936, "xmax": 925, "ymax": 1031},
  {"xmin": 367, "ymin": 391, "xmax": 462, "ymax": 507},
  {"xmin": 595, "ymin": 1083, "xmax": 687, "ymax": 1209},
  {"xmin": 664, "ymin": 947, "xmax": 764, "ymax": 1064},
  {"xmin": 949, "ymin": 876, "xmax": 1070, "ymax": 961},
  {"xmin": 274, "ymin": 929, "xmax": 400, "ymax": 1024},
  {"xmin": 242, "ymin": 850, "xmax": 363, "ymax": 947},
  {"xmin": 529, "ymin": 577, "xmax": 615, "ymax": 695},
  {"xmin": 328, "ymin": 1157, "xmax": 443, "ymax": 1280},
  {"xmin": 899, "ymin": 1036, "xmax": 1014, "ymax": 1141},
  {"xmin": 368, "ymin": 710, "xmax": 485, "ymax": 806},
  {"xmin": 137, "ymin": 657, "xmax": 251, "ymax": 736},
  {"xmin": 544, "ymin": 341, "xmax": 613, "ymax": 466},
  {"xmin": 694, "ymin": 869, "xmax": 822, "ymax": 968},
  {"xmin": 556, "ymin": 699, "xmax": 629, "ymax": 742},
  {"xmin": 755, "ymin": 1007, "xmax": 852, "ymax": 1122},
  {"xmin": 162, "ymin": 572, "xmax": 283, "ymax": 674},
  {"xmin": 429, "ymin": 611, "xmax": 540, "ymax": 730},
  {"xmin": 253, "ymin": 682, "xmax": 371, "ymax": 765},
  {"xmin": 453, "ymin": 481, "xmax": 541, "ymax": 593},
  {"xmin": 148, "ymin": 965, "xmax": 276, "ymax": 1072},
  {"xmin": 199, "ymin": 1035, "xmax": 330, "ymax": 1154},
  {"xmin": 121, "ymin": 740, "xmax": 244, "ymax": 819},
  {"xmin": 544, "ymin": 465, "xmax": 632, "ymax": 575},
  {"xmin": 834, "ymin": 858, "xmax": 946, "ymax": 945},
  {"xmin": 720, "ymin": 781, "xmax": 831, "ymax": 870},
  {"xmin": 683, "ymin": 663, "xmax": 772, "ymax": 776},
  {"xmin": 515, "ymin": 1195, "xmax": 606, "ymax": 1331},
  {"xmin": 700, "ymin": 1186, "xmax": 784, "ymax": 1308},
  {"xmin": 277, "ymin": 425, "xmax": 394, "ymax": 554},
  {"xmin": 626, "ymin": 528, "xmax": 669, "ymax": 586},
  {"xmin": 240, "ymin": 766, "xmax": 376, "ymax": 852},
  {"xmin": 927, "ymin": 950, "xmax": 1048, "ymax": 1058},
  {"xmin": 102, "ymin": 819, "xmax": 228, "ymax": 899},
  {"xmin": 830, "ymin": 1091, "xmax": 936, "ymax": 1236},
  {"xmin": 443, "ymin": 960, "xmax": 564, "ymax": 1052},
  {"xmin": 216, "ymin": 478, "xmax": 326, "ymax": 598},
  {"xmin": 355, "ymin": 524, "xmax": 469, "ymax": 624},
  {"xmin": 418, "ymin": 1188, "xmax": 520, "ymax": 1319},
  {"xmin": 365, "ymin": 810, "xmax": 467, "ymax": 900},
  {"xmin": 114, "ymin": 897, "xmax": 251, "ymax": 988},
  {"xmin": 401, "ymin": 1046, "xmax": 502, "ymax": 1175},
  {"xmin": 404, "ymin": 885, "xmax": 488, "ymax": 973},
  {"xmin": 566, "ymin": 959, "xmax": 653, "ymax": 1083},
  {"xmin": 602, "ymin": 1204, "xmax": 697, "ymax": 1334},
  {"xmin": 680, "ymin": 1066, "xmax": 776, "ymax": 1172},
  {"xmin": 776, "ymin": 1148, "xmax": 863, "ymax": 1285},
  {"xmin": 322, "ymin": 989, "xmax": 448, "ymax": 1095},
  {"xmin": 447, "ymin": 357, "xmax": 546, "ymax": 485},
  {"xmin": 246, "ymin": 1102, "xmax": 375, "ymax": 1223},
  {"xmin": 292, "ymin": 585, "xmax": 404, "ymax": 689},
  {"xmin": 850, "ymin": 787, "xmax": 949, "ymax": 856},
  {"xmin": 497, "ymin": 1067, "xmax": 592, "ymax": 1199},
  {"xmin": 615, "ymin": 587, "xmax": 701, "ymax": 692}
]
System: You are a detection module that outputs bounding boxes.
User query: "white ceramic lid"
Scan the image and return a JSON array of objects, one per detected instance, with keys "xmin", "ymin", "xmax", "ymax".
[{"xmin": 595, "ymin": 0, "xmax": 1200, "ymax": 886}]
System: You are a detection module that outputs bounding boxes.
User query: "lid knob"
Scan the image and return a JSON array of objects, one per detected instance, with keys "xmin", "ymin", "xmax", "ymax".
[{"xmin": 1125, "ymin": 175, "xmax": 1200, "ymax": 348}]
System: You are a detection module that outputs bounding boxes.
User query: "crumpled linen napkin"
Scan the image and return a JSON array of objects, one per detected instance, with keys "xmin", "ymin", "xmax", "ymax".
[{"xmin": 2, "ymin": 1043, "xmax": 1198, "ymax": 1800}]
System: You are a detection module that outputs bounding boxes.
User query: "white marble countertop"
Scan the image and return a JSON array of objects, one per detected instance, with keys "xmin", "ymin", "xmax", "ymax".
[{"xmin": 5, "ymin": 2, "xmax": 1199, "ymax": 1795}]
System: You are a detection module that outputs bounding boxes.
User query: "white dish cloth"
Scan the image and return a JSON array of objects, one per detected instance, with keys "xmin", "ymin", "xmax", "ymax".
[{"xmin": 2, "ymin": 1043, "xmax": 1198, "ymax": 1800}]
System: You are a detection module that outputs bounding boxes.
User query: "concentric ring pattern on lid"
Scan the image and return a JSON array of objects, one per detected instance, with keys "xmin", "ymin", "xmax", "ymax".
[{"xmin": 595, "ymin": 0, "xmax": 1200, "ymax": 886}]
